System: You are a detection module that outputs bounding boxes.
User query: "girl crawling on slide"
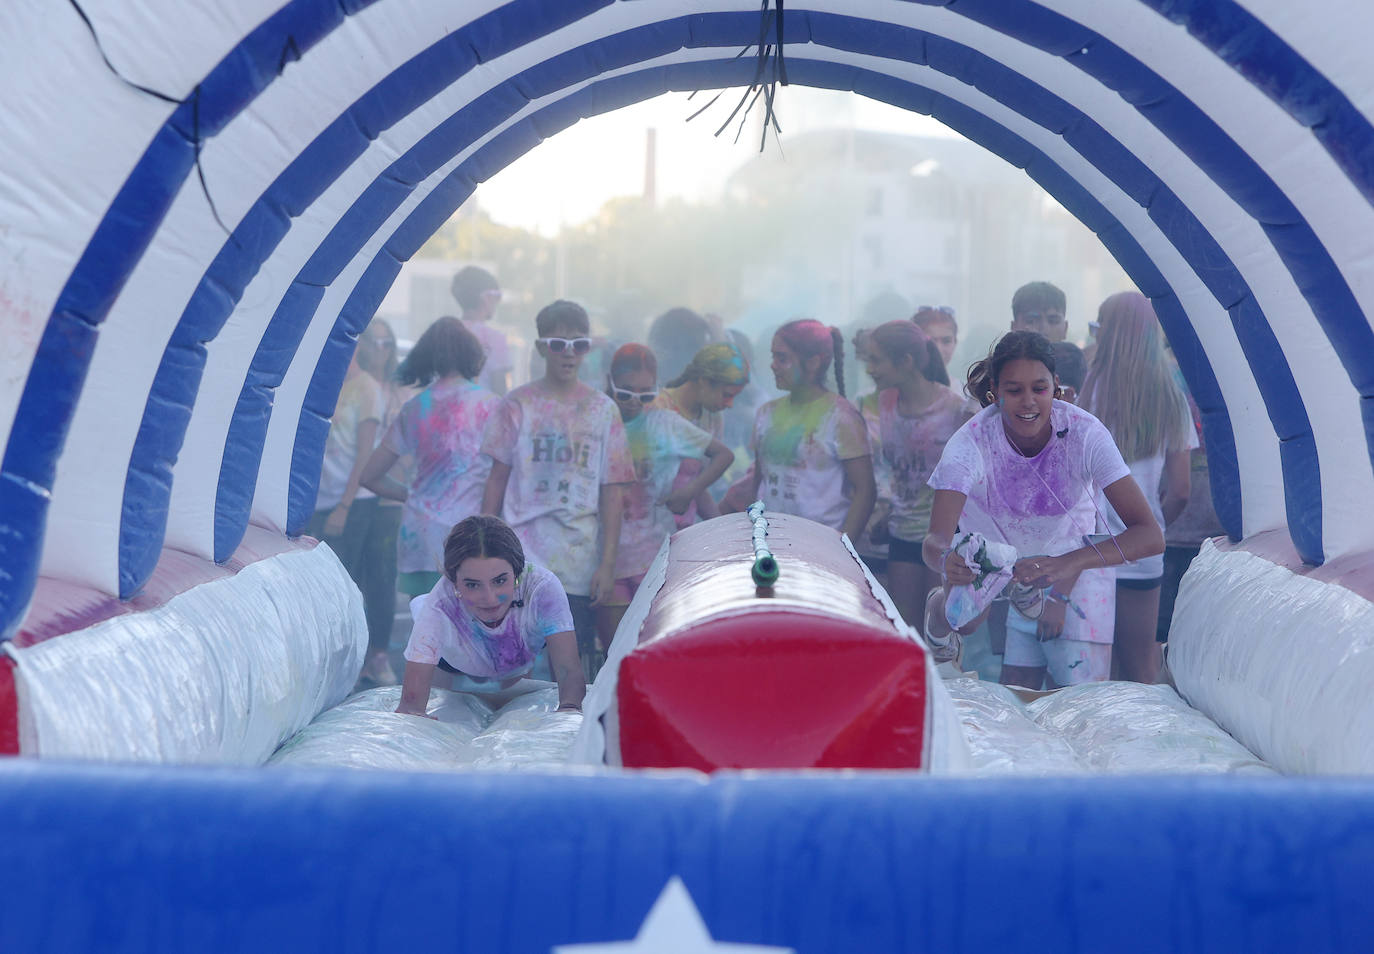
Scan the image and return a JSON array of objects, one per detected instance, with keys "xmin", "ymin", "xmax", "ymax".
[{"xmin": 396, "ymin": 515, "xmax": 585, "ymax": 717}]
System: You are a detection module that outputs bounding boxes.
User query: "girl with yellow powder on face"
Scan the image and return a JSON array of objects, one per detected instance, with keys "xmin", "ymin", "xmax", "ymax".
[
  {"xmin": 653, "ymin": 342, "xmax": 752, "ymax": 527},
  {"xmin": 749, "ymin": 319, "xmax": 876, "ymax": 539}
]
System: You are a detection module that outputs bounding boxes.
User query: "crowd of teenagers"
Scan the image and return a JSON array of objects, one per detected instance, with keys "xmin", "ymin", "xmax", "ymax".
[{"xmin": 312, "ymin": 267, "xmax": 1222, "ymax": 706}]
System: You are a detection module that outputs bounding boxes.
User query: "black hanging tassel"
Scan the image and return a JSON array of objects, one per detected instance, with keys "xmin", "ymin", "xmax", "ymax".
[{"xmin": 687, "ymin": 0, "xmax": 788, "ymax": 152}]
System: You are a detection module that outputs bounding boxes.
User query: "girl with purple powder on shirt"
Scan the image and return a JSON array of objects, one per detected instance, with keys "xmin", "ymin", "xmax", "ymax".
[{"xmin": 922, "ymin": 331, "xmax": 1163, "ymax": 690}]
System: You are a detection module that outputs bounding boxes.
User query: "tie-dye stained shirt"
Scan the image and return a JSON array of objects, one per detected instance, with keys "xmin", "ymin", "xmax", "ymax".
[
  {"xmin": 751, "ymin": 390, "xmax": 871, "ymax": 531},
  {"xmin": 861, "ymin": 385, "xmax": 977, "ymax": 543},
  {"xmin": 403, "ymin": 563, "xmax": 574, "ymax": 679},
  {"xmin": 927, "ymin": 401, "xmax": 1131, "ymax": 644},
  {"xmin": 316, "ymin": 369, "xmax": 385, "ymax": 510},
  {"xmin": 379, "ymin": 377, "xmax": 501, "ymax": 574},
  {"xmin": 481, "ymin": 380, "xmax": 635, "ymax": 596},
  {"xmin": 651, "ymin": 386, "xmax": 724, "ymax": 530},
  {"xmin": 615, "ymin": 407, "xmax": 714, "ymax": 578}
]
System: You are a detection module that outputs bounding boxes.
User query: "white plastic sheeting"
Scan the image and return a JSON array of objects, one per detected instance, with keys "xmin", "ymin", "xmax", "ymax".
[
  {"xmin": 1169, "ymin": 540, "xmax": 1374, "ymax": 775},
  {"xmin": 5, "ymin": 0, "xmax": 1374, "ymax": 620},
  {"xmin": 5, "ymin": 542, "xmax": 364, "ymax": 763},
  {"xmin": 941, "ymin": 677, "xmax": 1274, "ymax": 776},
  {"xmin": 269, "ymin": 685, "xmax": 583, "ymax": 771},
  {"xmin": 943, "ymin": 678, "xmax": 1086, "ymax": 775}
]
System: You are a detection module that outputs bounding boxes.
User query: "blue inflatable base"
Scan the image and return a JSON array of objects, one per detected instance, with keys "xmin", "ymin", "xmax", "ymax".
[{"xmin": 1, "ymin": 763, "xmax": 1370, "ymax": 952}]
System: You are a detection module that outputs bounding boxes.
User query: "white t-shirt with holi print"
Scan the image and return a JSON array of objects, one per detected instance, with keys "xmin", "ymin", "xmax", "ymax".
[
  {"xmin": 752, "ymin": 391, "xmax": 871, "ymax": 531},
  {"xmin": 480, "ymin": 380, "xmax": 635, "ymax": 596},
  {"xmin": 615, "ymin": 407, "xmax": 714, "ymax": 579},
  {"xmin": 403, "ymin": 563, "xmax": 574, "ymax": 679},
  {"xmin": 862, "ymin": 385, "xmax": 976, "ymax": 543},
  {"xmin": 462, "ymin": 318, "xmax": 512, "ymax": 392},
  {"xmin": 928, "ymin": 401, "xmax": 1131, "ymax": 644},
  {"xmin": 380, "ymin": 378, "xmax": 501, "ymax": 575}
]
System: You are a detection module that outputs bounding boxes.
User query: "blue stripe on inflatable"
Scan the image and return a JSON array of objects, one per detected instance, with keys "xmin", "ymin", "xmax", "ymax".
[
  {"xmin": 44, "ymin": 0, "xmax": 1347, "ymax": 597},
  {"xmin": 278, "ymin": 47, "xmax": 1244, "ymax": 547},
  {"xmin": 0, "ymin": 0, "xmax": 387, "ymax": 628},
  {"xmin": 2, "ymin": 764, "xmax": 1372, "ymax": 953},
  {"xmin": 272, "ymin": 9, "xmax": 1310, "ymax": 560},
  {"xmin": 113, "ymin": 0, "xmax": 613, "ymax": 580}
]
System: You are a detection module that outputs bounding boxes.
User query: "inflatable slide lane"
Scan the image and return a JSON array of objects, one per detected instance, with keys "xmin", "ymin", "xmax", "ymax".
[
  {"xmin": 0, "ymin": 528, "xmax": 364, "ymax": 764},
  {"xmin": 574, "ymin": 506, "xmax": 967, "ymax": 771}
]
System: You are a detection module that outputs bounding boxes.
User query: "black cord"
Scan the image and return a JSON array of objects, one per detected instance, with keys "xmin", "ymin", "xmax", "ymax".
[
  {"xmin": 68, "ymin": 0, "xmax": 251, "ymax": 241},
  {"xmin": 686, "ymin": 0, "xmax": 788, "ymax": 153}
]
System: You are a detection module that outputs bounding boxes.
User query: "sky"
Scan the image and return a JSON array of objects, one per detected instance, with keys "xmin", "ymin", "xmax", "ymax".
[{"xmin": 470, "ymin": 88, "xmax": 965, "ymax": 235}]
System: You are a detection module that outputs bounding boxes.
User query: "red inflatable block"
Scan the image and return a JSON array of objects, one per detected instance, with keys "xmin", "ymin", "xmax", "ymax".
[{"xmin": 616, "ymin": 512, "xmax": 930, "ymax": 771}]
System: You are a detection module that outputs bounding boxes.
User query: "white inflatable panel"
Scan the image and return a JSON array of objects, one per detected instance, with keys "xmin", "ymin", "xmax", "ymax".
[
  {"xmin": 1170, "ymin": 540, "xmax": 1374, "ymax": 774},
  {"xmin": 5, "ymin": 542, "xmax": 364, "ymax": 764}
]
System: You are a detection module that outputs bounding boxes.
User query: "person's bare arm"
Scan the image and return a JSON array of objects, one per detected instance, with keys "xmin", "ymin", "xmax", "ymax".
[
  {"xmin": 839, "ymin": 455, "xmax": 876, "ymax": 541},
  {"xmin": 590, "ymin": 482, "xmax": 626, "ymax": 606},
  {"xmin": 481, "ymin": 459, "xmax": 512, "ymax": 515},
  {"xmin": 545, "ymin": 631, "xmax": 586, "ymax": 710},
  {"xmin": 396, "ymin": 661, "xmax": 436, "ymax": 717},
  {"xmin": 325, "ymin": 417, "xmax": 379, "ymax": 536},
  {"xmin": 922, "ymin": 489, "xmax": 971, "ymax": 585},
  {"xmin": 665, "ymin": 440, "xmax": 734, "ymax": 515},
  {"xmin": 360, "ymin": 446, "xmax": 406, "ymax": 502},
  {"xmin": 1016, "ymin": 475, "xmax": 1164, "ymax": 590},
  {"xmin": 1160, "ymin": 449, "xmax": 1191, "ymax": 527}
]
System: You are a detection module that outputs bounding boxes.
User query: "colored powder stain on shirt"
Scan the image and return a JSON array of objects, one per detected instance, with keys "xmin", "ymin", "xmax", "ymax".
[{"xmin": 758, "ymin": 393, "xmax": 832, "ymax": 464}]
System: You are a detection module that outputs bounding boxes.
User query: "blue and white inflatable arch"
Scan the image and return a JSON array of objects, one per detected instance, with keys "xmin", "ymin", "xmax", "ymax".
[
  {"xmin": 4, "ymin": 3, "xmax": 1374, "ymax": 949},
  {"xmin": 4, "ymin": 0, "xmax": 1374, "ymax": 630}
]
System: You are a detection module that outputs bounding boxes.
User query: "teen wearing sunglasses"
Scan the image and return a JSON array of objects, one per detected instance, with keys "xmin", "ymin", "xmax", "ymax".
[
  {"xmin": 538, "ymin": 335, "xmax": 593, "ymax": 355},
  {"xmin": 481, "ymin": 301, "xmax": 635, "ymax": 679},
  {"xmin": 597, "ymin": 344, "xmax": 734, "ymax": 647}
]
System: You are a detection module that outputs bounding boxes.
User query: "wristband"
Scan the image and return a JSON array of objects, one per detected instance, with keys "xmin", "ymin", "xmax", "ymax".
[
  {"xmin": 1048, "ymin": 587, "xmax": 1071, "ymax": 603},
  {"xmin": 556, "ymin": 703, "xmax": 582, "ymax": 713}
]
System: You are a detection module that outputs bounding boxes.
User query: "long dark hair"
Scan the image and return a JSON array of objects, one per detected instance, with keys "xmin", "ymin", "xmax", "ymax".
[
  {"xmin": 397, "ymin": 316, "xmax": 485, "ymax": 387},
  {"xmin": 869, "ymin": 320, "xmax": 949, "ymax": 386},
  {"xmin": 965, "ymin": 331, "xmax": 1057, "ymax": 407},
  {"xmin": 443, "ymin": 515, "xmax": 525, "ymax": 582}
]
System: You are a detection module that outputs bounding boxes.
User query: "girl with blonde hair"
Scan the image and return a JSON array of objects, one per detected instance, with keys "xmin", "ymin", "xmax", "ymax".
[{"xmin": 1079, "ymin": 292, "xmax": 1195, "ymax": 684}]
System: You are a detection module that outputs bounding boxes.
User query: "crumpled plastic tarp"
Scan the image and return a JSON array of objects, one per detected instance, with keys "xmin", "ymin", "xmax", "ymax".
[
  {"xmin": 7, "ymin": 544, "xmax": 364, "ymax": 764},
  {"xmin": 1026, "ymin": 682, "xmax": 1274, "ymax": 775},
  {"xmin": 942, "ymin": 677, "xmax": 1086, "ymax": 775},
  {"xmin": 944, "ymin": 532, "xmax": 1018, "ymax": 630},
  {"xmin": 1168, "ymin": 540, "xmax": 1374, "ymax": 774},
  {"xmin": 269, "ymin": 685, "xmax": 582, "ymax": 771},
  {"xmin": 941, "ymin": 677, "xmax": 1274, "ymax": 776}
]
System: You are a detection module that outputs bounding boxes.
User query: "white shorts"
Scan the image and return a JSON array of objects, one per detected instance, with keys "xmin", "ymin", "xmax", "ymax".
[{"xmin": 1002, "ymin": 606, "xmax": 1111, "ymax": 686}]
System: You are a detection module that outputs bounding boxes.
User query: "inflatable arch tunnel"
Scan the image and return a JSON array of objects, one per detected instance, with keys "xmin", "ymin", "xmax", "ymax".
[{"xmin": 3, "ymin": 2, "xmax": 1374, "ymax": 950}]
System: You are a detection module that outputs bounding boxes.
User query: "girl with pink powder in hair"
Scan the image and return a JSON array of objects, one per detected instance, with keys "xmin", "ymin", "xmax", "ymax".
[
  {"xmin": 749, "ymin": 319, "xmax": 875, "ymax": 539},
  {"xmin": 596, "ymin": 344, "xmax": 735, "ymax": 646},
  {"xmin": 922, "ymin": 331, "xmax": 1163, "ymax": 690},
  {"xmin": 361, "ymin": 317, "xmax": 501, "ymax": 602}
]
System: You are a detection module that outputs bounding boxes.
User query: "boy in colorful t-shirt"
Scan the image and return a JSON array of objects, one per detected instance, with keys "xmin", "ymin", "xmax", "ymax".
[{"xmin": 481, "ymin": 300, "xmax": 635, "ymax": 672}]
